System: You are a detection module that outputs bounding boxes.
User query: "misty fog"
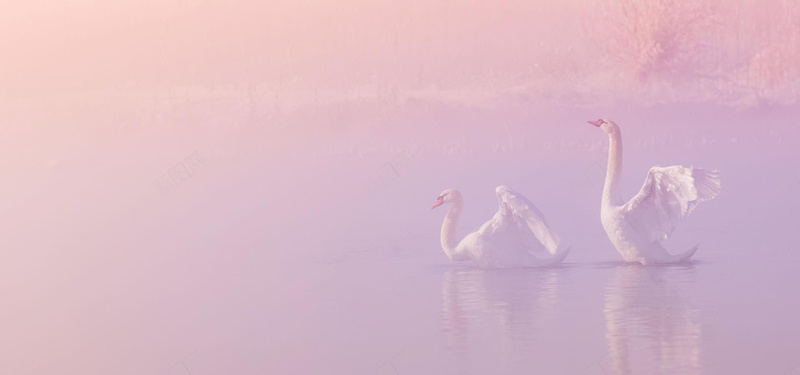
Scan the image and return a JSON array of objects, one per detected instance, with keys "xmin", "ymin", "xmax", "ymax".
[{"xmin": 1, "ymin": 1, "xmax": 800, "ymax": 374}]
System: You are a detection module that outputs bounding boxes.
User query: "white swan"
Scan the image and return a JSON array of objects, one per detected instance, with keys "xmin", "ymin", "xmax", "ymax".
[
  {"xmin": 431, "ymin": 186, "xmax": 569, "ymax": 268},
  {"xmin": 588, "ymin": 119, "xmax": 721, "ymax": 265}
]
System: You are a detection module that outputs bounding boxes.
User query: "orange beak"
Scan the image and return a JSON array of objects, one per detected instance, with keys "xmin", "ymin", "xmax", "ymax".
[
  {"xmin": 431, "ymin": 196, "xmax": 444, "ymax": 209},
  {"xmin": 588, "ymin": 119, "xmax": 604, "ymax": 127}
]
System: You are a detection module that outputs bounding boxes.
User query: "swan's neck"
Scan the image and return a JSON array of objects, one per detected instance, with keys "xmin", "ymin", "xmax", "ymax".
[
  {"xmin": 603, "ymin": 129, "xmax": 624, "ymax": 208},
  {"xmin": 441, "ymin": 201, "xmax": 469, "ymax": 261}
]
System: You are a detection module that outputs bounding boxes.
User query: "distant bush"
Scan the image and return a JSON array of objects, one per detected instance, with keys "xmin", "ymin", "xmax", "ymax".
[
  {"xmin": 744, "ymin": 0, "xmax": 800, "ymax": 103},
  {"xmin": 591, "ymin": 0, "xmax": 722, "ymax": 84}
]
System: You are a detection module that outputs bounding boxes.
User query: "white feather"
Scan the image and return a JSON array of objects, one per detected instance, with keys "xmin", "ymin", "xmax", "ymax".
[{"xmin": 623, "ymin": 166, "xmax": 721, "ymax": 243}]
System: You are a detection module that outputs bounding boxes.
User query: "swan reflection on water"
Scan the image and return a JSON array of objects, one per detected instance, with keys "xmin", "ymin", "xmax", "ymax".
[
  {"xmin": 440, "ymin": 267, "xmax": 563, "ymax": 361},
  {"xmin": 437, "ymin": 263, "xmax": 702, "ymax": 374},
  {"xmin": 601, "ymin": 264, "xmax": 703, "ymax": 375}
]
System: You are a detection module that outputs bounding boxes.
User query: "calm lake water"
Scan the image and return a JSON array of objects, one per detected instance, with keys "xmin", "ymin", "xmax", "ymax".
[
  {"xmin": 305, "ymin": 213, "xmax": 799, "ymax": 375},
  {"xmin": 1, "ymin": 110, "xmax": 798, "ymax": 375}
]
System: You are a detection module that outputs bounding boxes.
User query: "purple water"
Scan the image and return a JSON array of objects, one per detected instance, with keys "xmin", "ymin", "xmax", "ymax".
[{"xmin": 1, "ymin": 105, "xmax": 798, "ymax": 375}]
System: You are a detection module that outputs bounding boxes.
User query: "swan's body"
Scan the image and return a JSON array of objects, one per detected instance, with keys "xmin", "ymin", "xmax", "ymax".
[
  {"xmin": 432, "ymin": 186, "xmax": 569, "ymax": 268},
  {"xmin": 590, "ymin": 119, "xmax": 721, "ymax": 265}
]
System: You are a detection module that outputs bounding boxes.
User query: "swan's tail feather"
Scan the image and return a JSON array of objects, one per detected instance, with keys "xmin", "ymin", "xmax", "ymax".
[
  {"xmin": 669, "ymin": 244, "xmax": 698, "ymax": 263},
  {"xmin": 541, "ymin": 245, "xmax": 570, "ymax": 267}
]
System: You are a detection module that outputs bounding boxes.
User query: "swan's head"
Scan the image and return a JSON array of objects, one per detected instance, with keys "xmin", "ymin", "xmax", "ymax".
[
  {"xmin": 431, "ymin": 189, "xmax": 462, "ymax": 209},
  {"xmin": 587, "ymin": 118, "xmax": 619, "ymax": 134}
]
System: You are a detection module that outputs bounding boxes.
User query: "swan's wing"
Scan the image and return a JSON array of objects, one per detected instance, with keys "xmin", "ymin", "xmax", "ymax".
[
  {"xmin": 490, "ymin": 186, "xmax": 561, "ymax": 255},
  {"xmin": 623, "ymin": 166, "xmax": 721, "ymax": 243}
]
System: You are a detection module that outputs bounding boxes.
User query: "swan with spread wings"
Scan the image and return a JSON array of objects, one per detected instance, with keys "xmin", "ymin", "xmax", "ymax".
[
  {"xmin": 431, "ymin": 186, "xmax": 569, "ymax": 268},
  {"xmin": 588, "ymin": 118, "xmax": 721, "ymax": 265}
]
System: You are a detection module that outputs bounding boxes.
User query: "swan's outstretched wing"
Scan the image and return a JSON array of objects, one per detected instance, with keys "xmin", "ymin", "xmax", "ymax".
[
  {"xmin": 623, "ymin": 166, "xmax": 720, "ymax": 243},
  {"xmin": 492, "ymin": 186, "xmax": 561, "ymax": 255}
]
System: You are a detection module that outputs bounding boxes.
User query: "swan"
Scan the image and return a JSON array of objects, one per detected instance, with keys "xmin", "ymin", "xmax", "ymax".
[
  {"xmin": 588, "ymin": 119, "xmax": 721, "ymax": 265},
  {"xmin": 431, "ymin": 186, "xmax": 569, "ymax": 268}
]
